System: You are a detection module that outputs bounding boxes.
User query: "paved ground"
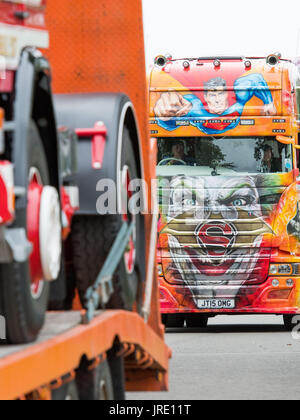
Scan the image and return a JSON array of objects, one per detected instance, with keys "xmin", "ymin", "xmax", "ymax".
[{"xmin": 128, "ymin": 315, "xmax": 300, "ymax": 400}]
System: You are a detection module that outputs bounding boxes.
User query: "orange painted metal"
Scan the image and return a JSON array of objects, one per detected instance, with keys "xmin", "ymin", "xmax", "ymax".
[
  {"xmin": 44, "ymin": 0, "xmax": 150, "ymax": 209},
  {"xmin": 44, "ymin": 0, "xmax": 150, "ymax": 223},
  {"xmin": 44, "ymin": 0, "xmax": 163, "ymax": 338},
  {"xmin": 0, "ymin": 311, "xmax": 170, "ymax": 400}
]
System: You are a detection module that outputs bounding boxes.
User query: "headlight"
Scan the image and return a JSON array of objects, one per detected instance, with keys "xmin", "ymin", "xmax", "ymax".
[
  {"xmin": 158, "ymin": 264, "xmax": 164, "ymax": 277},
  {"xmin": 286, "ymin": 279, "xmax": 294, "ymax": 287},
  {"xmin": 270, "ymin": 264, "xmax": 279, "ymax": 275},
  {"xmin": 269, "ymin": 264, "xmax": 292, "ymax": 275}
]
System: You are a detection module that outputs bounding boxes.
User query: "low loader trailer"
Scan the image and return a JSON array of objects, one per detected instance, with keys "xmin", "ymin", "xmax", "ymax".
[{"xmin": 0, "ymin": 0, "xmax": 170, "ymax": 400}]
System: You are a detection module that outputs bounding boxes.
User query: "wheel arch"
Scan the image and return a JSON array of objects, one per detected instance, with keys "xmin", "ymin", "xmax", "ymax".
[
  {"xmin": 123, "ymin": 103, "xmax": 144, "ymax": 183},
  {"xmin": 53, "ymin": 92, "xmax": 144, "ymax": 215},
  {"xmin": 31, "ymin": 70, "xmax": 60, "ymax": 192},
  {"xmin": 13, "ymin": 48, "xmax": 60, "ymax": 213}
]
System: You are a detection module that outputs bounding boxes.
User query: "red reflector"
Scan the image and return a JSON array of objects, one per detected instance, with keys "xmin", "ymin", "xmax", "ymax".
[
  {"xmin": 160, "ymin": 287, "xmax": 179, "ymax": 310},
  {"xmin": 268, "ymin": 289, "xmax": 291, "ymax": 300}
]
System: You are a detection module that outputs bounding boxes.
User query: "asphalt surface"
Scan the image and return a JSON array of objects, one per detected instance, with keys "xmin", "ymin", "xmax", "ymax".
[{"xmin": 128, "ymin": 315, "xmax": 300, "ymax": 400}]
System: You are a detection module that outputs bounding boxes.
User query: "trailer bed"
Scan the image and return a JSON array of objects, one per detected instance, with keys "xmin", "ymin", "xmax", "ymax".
[{"xmin": 0, "ymin": 311, "xmax": 170, "ymax": 400}]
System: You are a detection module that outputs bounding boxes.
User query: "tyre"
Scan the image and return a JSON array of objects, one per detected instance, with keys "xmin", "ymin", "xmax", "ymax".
[
  {"xmin": 283, "ymin": 315, "xmax": 300, "ymax": 331},
  {"xmin": 76, "ymin": 360, "xmax": 114, "ymax": 401},
  {"xmin": 52, "ymin": 381, "xmax": 79, "ymax": 400},
  {"xmin": 165, "ymin": 314, "xmax": 185, "ymax": 328},
  {"xmin": 107, "ymin": 344, "xmax": 126, "ymax": 400},
  {"xmin": 185, "ymin": 314, "xmax": 209, "ymax": 329},
  {"xmin": 0, "ymin": 124, "xmax": 51, "ymax": 344},
  {"xmin": 161, "ymin": 314, "xmax": 168, "ymax": 326},
  {"xmin": 71, "ymin": 128, "xmax": 144, "ymax": 311}
]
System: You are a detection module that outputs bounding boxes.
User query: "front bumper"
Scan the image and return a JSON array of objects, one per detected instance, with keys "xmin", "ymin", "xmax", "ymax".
[{"xmin": 159, "ymin": 276, "xmax": 300, "ymax": 315}]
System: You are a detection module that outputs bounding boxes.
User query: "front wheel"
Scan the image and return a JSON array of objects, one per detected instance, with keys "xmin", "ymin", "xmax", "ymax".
[
  {"xmin": 0, "ymin": 261, "xmax": 49, "ymax": 344},
  {"xmin": 283, "ymin": 315, "xmax": 300, "ymax": 331},
  {"xmin": 0, "ymin": 123, "xmax": 58, "ymax": 344},
  {"xmin": 164, "ymin": 314, "xmax": 185, "ymax": 328},
  {"xmin": 185, "ymin": 314, "xmax": 209, "ymax": 329}
]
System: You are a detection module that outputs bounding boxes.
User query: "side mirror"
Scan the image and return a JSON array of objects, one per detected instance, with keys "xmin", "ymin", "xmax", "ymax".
[{"xmin": 276, "ymin": 135, "xmax": 295, "ymax": 145}]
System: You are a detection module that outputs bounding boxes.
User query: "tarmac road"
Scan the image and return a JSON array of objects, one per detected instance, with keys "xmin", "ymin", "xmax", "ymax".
[{"xmin": 128, "ymin": 315, "xmax": 300, "ymax": 400}]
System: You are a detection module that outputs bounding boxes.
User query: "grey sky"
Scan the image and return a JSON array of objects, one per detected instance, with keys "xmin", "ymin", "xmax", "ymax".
[{"xmin": 142, "ymin": 0, "xmax": 300, "ymax": 67}]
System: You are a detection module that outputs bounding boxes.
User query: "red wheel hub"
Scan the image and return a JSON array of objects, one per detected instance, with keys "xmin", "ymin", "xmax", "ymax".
[
  {"xmin": 122, "ymin": 166, "xmax": 136, "ymax": 274},
  {"xmin": 27, "ymin": 172, "xmax": 44, "ymax": 295},
  {"xmin": 124, "ymin": 236, "xmax": 135, "ymax": 274}
]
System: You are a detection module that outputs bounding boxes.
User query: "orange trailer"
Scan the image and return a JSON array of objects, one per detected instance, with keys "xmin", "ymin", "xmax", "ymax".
[
  {"xmin": 0, "ymin": 0, "xmax": 170, "ymax": 399},
  {"xmin": 0, "ymin": 311, "xmax": 170, "ymax": 400}
]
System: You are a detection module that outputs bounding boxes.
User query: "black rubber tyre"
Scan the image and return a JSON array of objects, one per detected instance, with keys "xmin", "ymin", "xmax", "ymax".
[
  {"xmin": 76, "ymin": 360, "xmax": 114, "ymax": 400},
  {"xmin": 165, "ymin": 314, "xmax": 185, "ymax": 328},
  {"xmin": 185, "ymin": 314, "xmax": 209, "ymax": 329},
  {"xmin": 71, "ymin": 128, "xmax": 143, "ymax": 311},
  {"xmin": 52, "ymin": 381, "xmax": 79, "ymax": 400},
  {"xmin": 107, "ymin": 344, "xmax": 126, "ymax": 400},
  {"xmin": 283, "ymin": 315, "xmax": 300, "ymax": 331},
  {"xmin": 161, "ymin": 314, "xmax": 168, "ymax": 326},
  {"xmin": 0, "ymin": 124, "xmax": 50, "ymax": 344}
]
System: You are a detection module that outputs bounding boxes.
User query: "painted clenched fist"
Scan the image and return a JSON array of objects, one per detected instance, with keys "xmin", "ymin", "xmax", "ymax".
[{"xmin": 154, "ymin": 92, "xmax": 193, "ymax": 121}]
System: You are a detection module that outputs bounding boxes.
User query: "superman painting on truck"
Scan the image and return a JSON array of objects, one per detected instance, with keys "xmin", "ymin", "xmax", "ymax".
[{"xmin": 154, "ymin": 74, "xmax": 277, "ymax": 135}]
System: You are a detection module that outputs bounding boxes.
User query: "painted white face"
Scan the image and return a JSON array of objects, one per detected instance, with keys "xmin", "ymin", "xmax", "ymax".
[
  {"xmin": 162, "ymin": 176, "xmax": 270, "ymax": 302},
  {"xmin": 167, "ymin": 176, "xmax": 261, "ymax": 222}
]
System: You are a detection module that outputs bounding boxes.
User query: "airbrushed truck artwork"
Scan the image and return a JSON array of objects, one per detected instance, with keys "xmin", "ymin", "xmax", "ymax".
[{"xmin": 149, "ymin": 54, "xmax": 300, "ymax": 329}]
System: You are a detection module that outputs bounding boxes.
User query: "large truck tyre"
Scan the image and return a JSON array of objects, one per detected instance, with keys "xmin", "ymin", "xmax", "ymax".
[
  {"xmin": 0, "ymin": 125, "xmax": 51, "ymax": 344},
  {"xmin": 54, "ymin": 94, "xmax": 145, "ymax": 311},
  {"xmin": 76, "ymin": 359, "xmax": 114, "ymax": 400},
  {"xmin": 283, "ymin": 315, "xmax": 300, "ymax": 331},
  {"xmin": 163, "ymin": 314, "xmax": 185, "ymax": 329},
  {"xmin": 107, "ymin": 344, "xmax": 126, "ymax": 400},
  {"xmin": 51, "ymin": 381, "xmax": 79, "ymax": 400},
  {"xmin": 185, "ymin": 314, "xmax": 209, "ymax": 329},
  {"xmin": 71, "ymin": 129, "xmax": 142, "ymax": 310}
]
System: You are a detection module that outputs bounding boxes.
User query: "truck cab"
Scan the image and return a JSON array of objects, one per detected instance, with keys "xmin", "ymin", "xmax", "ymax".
[{"xmin": 150, "ymin": 54, "xmax": 300, "ymax": 329}]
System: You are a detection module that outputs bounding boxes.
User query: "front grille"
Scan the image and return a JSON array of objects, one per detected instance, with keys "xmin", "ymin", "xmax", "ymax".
[{"xmin": 162, "ymin": 247, "xmax": 271, "ymax": 286}]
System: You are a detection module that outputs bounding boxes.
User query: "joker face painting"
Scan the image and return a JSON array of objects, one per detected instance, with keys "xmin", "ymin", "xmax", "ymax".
[{"xmin": 160, "ymin": 175, "xmax": 273, "ymax": 305}]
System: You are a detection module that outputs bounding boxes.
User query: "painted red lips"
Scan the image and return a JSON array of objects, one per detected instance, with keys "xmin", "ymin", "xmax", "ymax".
[{"xmin": 179, "ymin": 221, "xmax": 239, "ymax": 276}]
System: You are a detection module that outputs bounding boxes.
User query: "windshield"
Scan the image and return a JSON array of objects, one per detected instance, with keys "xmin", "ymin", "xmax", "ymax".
[{"xmin": 157, "ymin": 136, "xmax": 293, "ymax": 176}]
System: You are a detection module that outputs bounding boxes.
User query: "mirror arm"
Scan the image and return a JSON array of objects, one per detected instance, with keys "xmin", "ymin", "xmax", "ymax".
[{"xmin": 276, "ymin": 135, "xmax": 295, "ymax": 145}]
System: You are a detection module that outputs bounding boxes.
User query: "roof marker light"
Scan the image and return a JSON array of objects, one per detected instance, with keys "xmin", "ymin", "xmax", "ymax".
[
  {"xmin": 183, "ymin": 61, "xmax": 190, "ymax": 69},
  {"xmin": 213, "ymin": 59, "xmax": 221, "ymax": 68},
  {"xmin": 266, "ymin": 53, "xmax": 281, "ymax": 66},
  {"xmin": 154, "ymin": 55, "xmax": 167, "ymax": 68}
]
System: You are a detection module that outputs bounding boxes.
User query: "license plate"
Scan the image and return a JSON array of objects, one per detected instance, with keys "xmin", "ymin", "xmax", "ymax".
[{"xmin": 197, "ymin": 299, "xmax": 235, "ymax": 309}]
